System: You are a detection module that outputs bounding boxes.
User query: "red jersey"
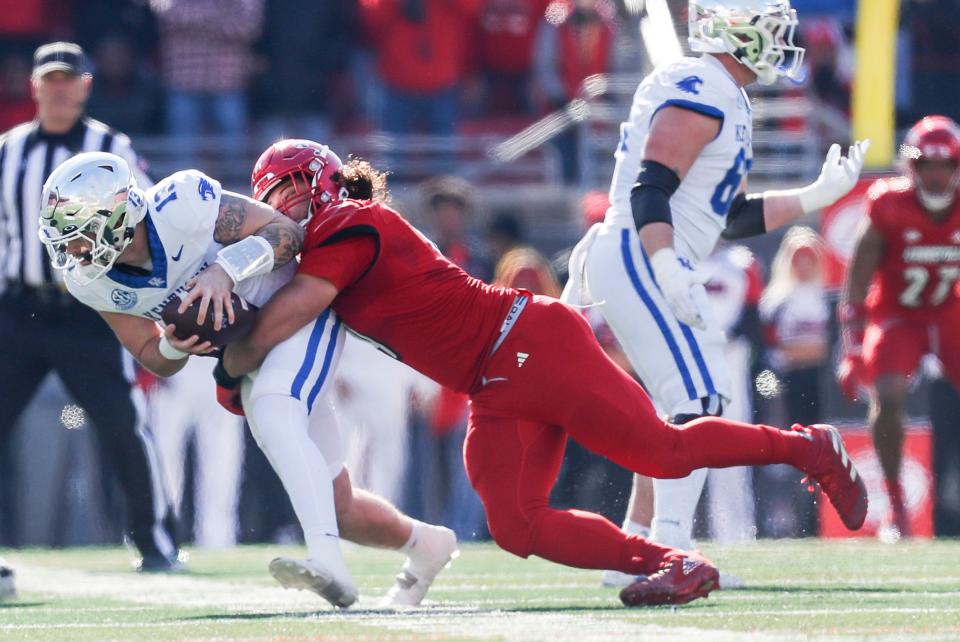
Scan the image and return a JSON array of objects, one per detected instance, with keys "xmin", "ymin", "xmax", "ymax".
[
  {"xmin": 298, "ymin": 200, "xmax": 519, "ymax": 393},
  {"xmin": 866, "ymin": 177, "xmax": 960, "ymax": 319}
]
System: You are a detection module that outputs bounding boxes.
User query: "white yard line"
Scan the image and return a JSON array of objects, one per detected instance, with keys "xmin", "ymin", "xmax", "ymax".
[{"xmin": 9, "ymin": 563, "xmax": 956, "ymax": 642}]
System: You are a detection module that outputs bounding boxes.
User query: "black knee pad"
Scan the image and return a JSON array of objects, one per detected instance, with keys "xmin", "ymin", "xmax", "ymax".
[{"xmin": 670, "ymin": 395, "xmax": 724, "ymax": 424}]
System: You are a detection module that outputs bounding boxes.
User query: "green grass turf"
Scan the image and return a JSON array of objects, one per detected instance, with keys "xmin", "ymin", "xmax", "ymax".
[{"xmin": 1, "ymin": 539, "xmax": 959, "ymax": 641}]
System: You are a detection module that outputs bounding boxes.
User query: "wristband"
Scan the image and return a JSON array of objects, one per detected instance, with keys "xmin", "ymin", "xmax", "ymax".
[{"xmin": 158, "ymin": 334, "xmax": 188, "ymax": 360}]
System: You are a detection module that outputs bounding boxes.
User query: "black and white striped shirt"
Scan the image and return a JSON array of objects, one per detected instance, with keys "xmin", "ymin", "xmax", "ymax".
[{"xmin": 0, "ymin": 116, "xmax": 151, "ymax": 289}]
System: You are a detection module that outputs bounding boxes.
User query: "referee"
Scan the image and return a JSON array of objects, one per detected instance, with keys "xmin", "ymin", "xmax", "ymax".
[{"xmin": 0, "ymin": 42, "xmax": 180, "ymax": 571}]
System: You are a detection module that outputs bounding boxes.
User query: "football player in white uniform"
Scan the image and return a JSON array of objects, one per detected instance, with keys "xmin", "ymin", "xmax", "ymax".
[
  {"xmin": 39, "ymin": 151, "xmax": 456, "ymax": 608},
  {"xmin": 565, "ymin": 0, "xmax": 868, "ymax": 588}
]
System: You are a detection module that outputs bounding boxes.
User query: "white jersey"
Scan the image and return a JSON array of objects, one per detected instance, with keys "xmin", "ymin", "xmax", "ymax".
[
  {"xmin": 607, "ymin": 55, "xmax": 753, "ymax": 263},
  {"xmin": 65, "ymin": 170, "xmax": 293, "ymax": 319}
]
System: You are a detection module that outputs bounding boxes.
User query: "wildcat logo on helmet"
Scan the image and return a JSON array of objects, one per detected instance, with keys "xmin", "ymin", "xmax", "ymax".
[
  {"xmin": 198, "ymin": 177, "xmax": 217, "ymax": 202},
  {"xmin": 111, "ymin": 288, "xmax": 138, "ymax": 311},
  {"xmin": 676, "ymin": 75, "xmax": 704, "ymax": 95}
]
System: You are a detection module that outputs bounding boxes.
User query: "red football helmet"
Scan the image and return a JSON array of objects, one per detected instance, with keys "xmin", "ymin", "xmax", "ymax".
[
  {"xmin": 251, "ymin": 139, "xmax": 347, "ymax": 218},
  {"xmin": 900, "ymin": 115, "xmax": 960, "ymax": 211}
]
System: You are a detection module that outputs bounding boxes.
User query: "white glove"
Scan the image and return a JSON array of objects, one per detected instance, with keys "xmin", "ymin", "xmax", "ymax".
[
  {"xmin": 650, "ymin": 248, "xmax": 707, "ymax": 330},
  {"xmin": 796, "ymin": 139, "xmax": 871, "ymax": 213}
]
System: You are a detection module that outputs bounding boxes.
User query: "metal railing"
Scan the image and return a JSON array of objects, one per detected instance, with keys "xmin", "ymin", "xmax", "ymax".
[{"xmin": 133, "ymin": 74, "xmax": 828, "ymax": 193}]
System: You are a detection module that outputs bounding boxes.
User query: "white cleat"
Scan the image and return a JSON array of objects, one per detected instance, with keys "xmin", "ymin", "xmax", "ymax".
[
  {"xmin": 380, "ymin": 525, "xmax": 459, "ymax": 607},
  {"xmin": 0, "ymin": 558, "xmax": 15, "ymax": 601},
  {"xmin": 718, "ymin": 569, "xmax": 745, "ymax": 589},
  {"xmin": 601, "ymin": 569, "xmax": 640, "ymax": 588},
  {"xmin": 268, "ymin": 557, "xmax": 358, "ymax": 608}
]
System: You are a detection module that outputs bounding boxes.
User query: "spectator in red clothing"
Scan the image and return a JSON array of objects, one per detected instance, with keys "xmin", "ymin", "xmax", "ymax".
[
  {"xmin": 532, "ymin": 0, "xmax": 616, "ymax": 110},
  {"xmin": 0, "ymin": 0, "xmax": 71, "ymax": 39},
  {"xmin": 531, "ymin": 0, "xmax": 616, "ymax": 182},
  {"xmin": 359, "ymin": 0, "xmax": 482, "ymax": 136},
  {"xmin": 476, "ymin": 0, "xmax": 551, "ymax": 116}
]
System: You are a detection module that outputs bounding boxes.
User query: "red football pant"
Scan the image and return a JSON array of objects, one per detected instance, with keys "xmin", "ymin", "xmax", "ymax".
[
  {"xmin": 863, "ymin": 310, "xmax": 960, "ymax": 387},
  {"xmin": 466, "ymin": 297, "xmax": 814, "ymax": 573}
]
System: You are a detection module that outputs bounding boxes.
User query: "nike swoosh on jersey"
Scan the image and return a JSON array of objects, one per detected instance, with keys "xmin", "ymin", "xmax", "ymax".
[{"xmin": 171, "ymin": 245, "xmax": 184, "ymax": 261}]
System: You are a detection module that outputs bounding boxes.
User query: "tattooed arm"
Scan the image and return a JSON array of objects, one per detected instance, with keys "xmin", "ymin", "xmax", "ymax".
[
  {"xmin": 179, "ymin": 191, "xmax": 304, "ymax": 330},
  {"xmin": 213, "ymin": 191, "xmax": 303, "ymax": 266}
]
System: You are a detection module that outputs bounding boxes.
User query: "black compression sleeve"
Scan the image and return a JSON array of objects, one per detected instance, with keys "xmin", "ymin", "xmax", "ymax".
[
  {"xmin": 630, "ymin": 160, "xmax": 681, "ymax": 231},
  {"xmin": 721, "ymin": 193, "xmax": 766, "ymax": 239}
]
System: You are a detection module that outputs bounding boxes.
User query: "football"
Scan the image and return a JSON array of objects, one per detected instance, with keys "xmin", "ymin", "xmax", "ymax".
[{"xmin": 160, "ymin": 292, "xmax": 257, "ymax": 348}]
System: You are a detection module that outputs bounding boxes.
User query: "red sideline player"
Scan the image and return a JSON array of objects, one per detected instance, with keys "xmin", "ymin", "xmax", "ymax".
[
  {"xmin": 222, "ymin": 139, "xmax": 867, "ymax": 607},
  {"xmin": 838, "ymin": 115, "xmax": 960, "ymax": 540}
]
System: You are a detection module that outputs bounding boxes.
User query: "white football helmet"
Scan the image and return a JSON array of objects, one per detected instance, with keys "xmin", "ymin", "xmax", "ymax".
[
  {"xmin": 688, "ymin": 0, "xmax": 805, "ymax": 86},
  {"xmin": 39, "ymin": 152, "xmax": 147, "ymax": 285}
]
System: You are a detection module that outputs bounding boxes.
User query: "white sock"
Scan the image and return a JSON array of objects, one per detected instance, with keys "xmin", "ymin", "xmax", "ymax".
[
  {"xmin": 622, "ymin": 519, "xmax": 651, "ymax": 538},
  {"xmin": 248, "ymin": 394, "xmax": 342, "ymax": 562},
  {"xmin": 400, "ymin": 520, "xmax": 425, "ymax": 555},
  {"xmin": 651, "ymin": 468, "xmax": 709, "ymax": 551}
]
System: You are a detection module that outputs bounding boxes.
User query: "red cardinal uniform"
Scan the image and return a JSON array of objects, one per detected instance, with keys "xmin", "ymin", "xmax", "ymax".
[
  {"xmin": 295, "ymin": 199, "xmax": 853, "ymax": 574},
  {"xmin": 861, "ymin": 177, "xmax": 960, "ymax": 386}
]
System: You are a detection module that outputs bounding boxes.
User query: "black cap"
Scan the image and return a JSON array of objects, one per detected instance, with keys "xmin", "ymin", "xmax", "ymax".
[{"xmin": 32, "ymin": 42, "xmax": 88, "ymax": 79}]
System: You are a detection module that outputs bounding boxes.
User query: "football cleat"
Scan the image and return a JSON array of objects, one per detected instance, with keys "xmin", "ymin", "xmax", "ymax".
[
  {"xmin": 380, "ymin": 525, "xmax": 458, "ymax": 607},
  {"xmin": 601, "ymin": 569, "xmax": 639, "ymax": 588},
  {"xmin": 718, "ymin": 570, "xmax": 745, "ymax": 589},
  {"xmin": 797, "ymin": 424, "xmax": 869, "ymax": 531},
  {"xmin": 269, "ymin": 557, "xmax": 358, "ymax": 609},
  {"xmin": 0, "ymin": 558, "xmax": 16, "ymax": 600},
  {"xmin": 793, "ymin": 424, "xmax": 867, "ymax": 531},
  {"xmin": 136, "ymin": 554, "xmax": 188, "ymax": 574},
  {"xmin": 879, "ymin": 485, "xmax": 911, "ymax": 543},
  {"xmin": 619, "ymin": 551, "xmax": 719, "ymax": 607}
]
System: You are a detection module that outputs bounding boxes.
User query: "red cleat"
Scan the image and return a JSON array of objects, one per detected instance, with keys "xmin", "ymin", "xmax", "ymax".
[
  {"xmin": 797, "ymin": 424, "xmax": 869, "ymax": 531},
  {"xmin": 619, "ymin": 551, "xmax": 719, "ymax": 607}
]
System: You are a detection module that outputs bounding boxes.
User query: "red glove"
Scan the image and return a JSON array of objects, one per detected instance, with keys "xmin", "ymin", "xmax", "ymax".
[
  {"xmin": 216, "ymin": 383, "xmax": 245, "ymax": 416},
  {"xmin": 213, "ymin": 356, "xmax": 245, "ymax": 416},
  {"xmin": 836, "ymin": 302, "xmax": 868, "ymax": 401},
  {"xmin": 837, "ymin": 354, "xmax": 868, "ymax": 402}
]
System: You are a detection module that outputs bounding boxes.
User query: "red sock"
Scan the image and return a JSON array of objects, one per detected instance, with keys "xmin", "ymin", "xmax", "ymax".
[
  {"xmin": 885, "ymin": 478, "xmax": 905, "ymax": 506},
  {"xmin": 530, "ymin": 508, "xmax": 674, "ymax": 575},
  {"xmin": 677, "ymin": 417, "xmax": 813, "ymax": 471}
]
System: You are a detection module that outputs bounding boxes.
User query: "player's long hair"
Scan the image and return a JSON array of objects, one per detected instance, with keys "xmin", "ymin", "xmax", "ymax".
[
  {"xmin": 493, "ymin": 246, "xmax": 562, "ymax": 298},
  {"xmin": 759, "ymin": 226, "xmax": 825, "ymax": 317},
  {"xmin": 339, "ymin": 157, "xmax": 390, "ymax": 204}
]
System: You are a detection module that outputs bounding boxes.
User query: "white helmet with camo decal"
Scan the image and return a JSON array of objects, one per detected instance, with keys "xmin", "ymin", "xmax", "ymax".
[
  {"xmin": 38, "ymin": 152, "xmax": 147, "ymax": 285},
  {"xmin": 688, "ymin": 0, "xmax": 805, "ymax": 86}
]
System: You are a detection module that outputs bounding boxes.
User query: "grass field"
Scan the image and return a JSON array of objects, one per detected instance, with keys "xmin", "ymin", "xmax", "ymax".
[{"xmin": 1, "ymin": 540, "xmax": 959, "ymax": 641}]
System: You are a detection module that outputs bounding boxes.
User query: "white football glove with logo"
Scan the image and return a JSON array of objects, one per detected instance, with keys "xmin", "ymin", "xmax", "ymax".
[
  {"xmin": 650, "ymin": 248, "xmax": 708, "ymax": 330},
  {"xmin": 793, "ymin": 139, "xmax": 871, "ymax": 213}
]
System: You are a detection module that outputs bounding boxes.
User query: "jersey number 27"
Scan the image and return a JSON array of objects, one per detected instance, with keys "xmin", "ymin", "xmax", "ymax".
[{"xmin": 900, "ymin": 265, "xmax": 960, "ymax": 307}]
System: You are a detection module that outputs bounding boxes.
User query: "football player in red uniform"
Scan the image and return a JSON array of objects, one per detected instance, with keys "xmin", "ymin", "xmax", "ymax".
[
  {"xmin": 221, "ymin": 139, "xmax": 867, "ymax": 606},
  {"xmin": 838, "ymin": 115, "xmax": 960, "ymax": 540}
]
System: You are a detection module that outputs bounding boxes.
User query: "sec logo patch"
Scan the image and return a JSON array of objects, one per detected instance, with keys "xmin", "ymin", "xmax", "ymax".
[{"xmin": 111, "ymin": 288, "xmax": 138, "ymax": 311}]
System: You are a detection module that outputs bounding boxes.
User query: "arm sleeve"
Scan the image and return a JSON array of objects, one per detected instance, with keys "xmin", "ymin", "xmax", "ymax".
[
  {"xmin": 298, "ymin": 235, "xmax": 378, "ymax": 291},
  {"xmin": 865, "ymin": 193, "xmax": 892, "ymax": 238}
]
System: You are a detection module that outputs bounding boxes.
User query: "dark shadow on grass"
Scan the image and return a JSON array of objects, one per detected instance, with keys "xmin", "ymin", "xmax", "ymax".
[
  {"xmin": 0, "ymin": 601, "xmax": 47, "ymax": 608},
  {"xmin": 733, "ymin": 585, "xmax": 909, "ymax": 594},
  {"xmin": 499, "ymin": 603, "xmax": 722, "ymax": 613}
]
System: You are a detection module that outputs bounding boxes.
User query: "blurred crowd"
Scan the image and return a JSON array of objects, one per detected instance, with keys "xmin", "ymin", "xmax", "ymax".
[{"xmin": 2, "ymin": 1, "xmax": 960, "ymax": 148}]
